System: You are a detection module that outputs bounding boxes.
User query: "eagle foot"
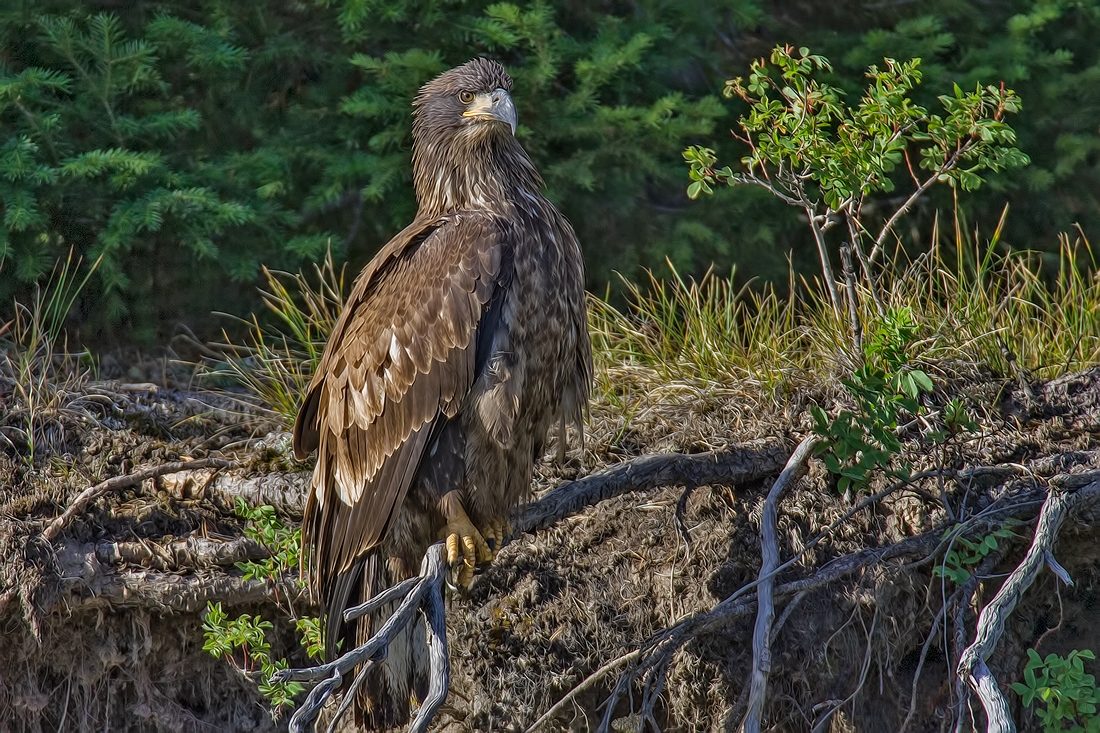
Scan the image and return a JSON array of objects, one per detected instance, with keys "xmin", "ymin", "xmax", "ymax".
[
  {"xmin": 443, "ymin": 514, "xmax": 492, "ymax": 588},
  {"xmin": 480, "ymin": 517, "xmax": 512, "ymax": 557}
]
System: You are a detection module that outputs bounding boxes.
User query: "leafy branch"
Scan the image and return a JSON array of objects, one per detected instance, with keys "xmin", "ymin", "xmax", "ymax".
[{"xmin": 685, "ymin": 44, "xmax": 1028, "ymax": 322}]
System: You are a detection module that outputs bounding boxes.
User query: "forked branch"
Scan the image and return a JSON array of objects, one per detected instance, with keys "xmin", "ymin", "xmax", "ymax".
[
  {"xmin": 956, "ymin": 473, "xmax": 1100, "ymax": 733},
  {"xmin": 273, "ymin": 543, "xmax": 449, "ymax": 733}
]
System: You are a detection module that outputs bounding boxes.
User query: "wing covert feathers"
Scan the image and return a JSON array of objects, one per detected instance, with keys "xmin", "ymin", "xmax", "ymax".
[{"xmin": 293, "ymin": 213, "xmax": 511, "ymax": 597}]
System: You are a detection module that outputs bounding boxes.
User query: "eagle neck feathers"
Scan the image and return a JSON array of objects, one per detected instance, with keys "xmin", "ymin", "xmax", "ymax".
[{"xmin": 412, "ymin": 131, "xmax": 542, "ymax": 219}]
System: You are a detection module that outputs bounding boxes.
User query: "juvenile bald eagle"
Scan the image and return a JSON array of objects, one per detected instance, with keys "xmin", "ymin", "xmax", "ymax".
[{"xmin": 292, "ymin": 58, "xmax": 592, "ymax": 728}]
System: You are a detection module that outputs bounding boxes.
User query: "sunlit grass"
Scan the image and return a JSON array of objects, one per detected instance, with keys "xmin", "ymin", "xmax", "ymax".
[
  {"xmin": 210, "ymin": 216, "xmax": 1100, "ymax": 428},
  {"xmin": 591, "ymin": 212, "xmax": 1100, "ymax": 408},
  {"xmin": 206, "ymin": 248, "xmax": 345, "ymax": 423}
]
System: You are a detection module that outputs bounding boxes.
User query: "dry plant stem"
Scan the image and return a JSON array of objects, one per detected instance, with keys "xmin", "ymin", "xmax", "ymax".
[
  {"xmin": 807, "ymin": 209, "xmax": 842, "ymax": 312},
  {"xmin": 276, "ymin": 543, "xmax": 449, "ymax": 733},
  {"xmin": 742, "ymin": 435, "xmax": 818, "ymax": 733},
  {"xmin": 42, "ymin": 457, "xmax": 236, "ymax": 543},
  {"xmin": 843, "ymin": 209, "xmax": 886, "ymax": 318},
  {"xmin": 956, "ymin": 477, "xmax": 1100, "ymax": 733},
  {"xmin": 517, "ymin": 442, "xmax": 789, "ymax": 534},
  {"xmin": 524, "ymin": 650, "xmax": 643, "ymax": 733},
  {"xmin": 839, "ymin": 245, "xmax": 862, "ymax": 352}
]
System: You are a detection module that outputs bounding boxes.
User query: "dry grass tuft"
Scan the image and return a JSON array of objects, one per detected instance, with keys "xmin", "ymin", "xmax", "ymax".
[
  {"xmin": 0, "ymin": 252, "xmax": 101, "ymax": 462},
  {"xmin": 205, "ymin": 248, "xmax": 346, "ymax": 426}
]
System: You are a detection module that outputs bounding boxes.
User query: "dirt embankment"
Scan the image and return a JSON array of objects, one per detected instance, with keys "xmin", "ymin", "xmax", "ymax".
[{"xmin": 2, "ymin": 369, "xmax": 1100, "ymax": 732}]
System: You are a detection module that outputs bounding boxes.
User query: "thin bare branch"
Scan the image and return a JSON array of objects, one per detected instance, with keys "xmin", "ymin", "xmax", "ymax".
[
  {"xmin": 42, "ymin": 458, "xmax": 236, "ymax": 543},
  {"xmin": 743, "ymin": 435, "xmax": 818, "ymax": 733}
]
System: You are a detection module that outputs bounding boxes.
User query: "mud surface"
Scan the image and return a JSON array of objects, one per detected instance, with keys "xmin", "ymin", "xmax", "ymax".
[{"xmin": 2, "ymin": 370, "xmax": 1100, "ymax": 732}]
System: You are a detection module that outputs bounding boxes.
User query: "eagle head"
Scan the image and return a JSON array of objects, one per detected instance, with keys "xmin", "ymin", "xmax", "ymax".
[
  {"xmin": 413, "ymin": 58, "xmax": 518, "ymax": 143},
  {"xmin": 410, "ymin": 58, "xmax": 539, "ymax": 213}
]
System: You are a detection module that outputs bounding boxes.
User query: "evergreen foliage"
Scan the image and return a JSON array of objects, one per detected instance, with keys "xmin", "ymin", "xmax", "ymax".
[{"xmin": 1, "ymin": 0, "xmax": 1098, "ymax": 342}]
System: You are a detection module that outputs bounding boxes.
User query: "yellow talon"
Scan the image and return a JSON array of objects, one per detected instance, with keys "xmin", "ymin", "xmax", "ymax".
[{"xmin": 441, "ymin": 508, "xmax": 492, "ymax": 588}]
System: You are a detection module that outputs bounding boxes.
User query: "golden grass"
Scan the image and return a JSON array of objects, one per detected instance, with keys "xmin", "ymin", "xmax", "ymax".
[
  {"xmin": 207, "ymin": 249, "xmax": 346, "ymax": 422},
  {"xmin": 212, "ymin": 214, "xmax": 1100, "ymax": 429}
]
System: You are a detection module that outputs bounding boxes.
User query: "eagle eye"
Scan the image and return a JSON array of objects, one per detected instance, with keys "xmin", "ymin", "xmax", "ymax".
[{"xmin": 458, "ymin": 90, "xmax": 475, "ymax": 104}]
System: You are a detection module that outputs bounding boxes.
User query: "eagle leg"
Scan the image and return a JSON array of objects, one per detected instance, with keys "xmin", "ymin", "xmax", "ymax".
[{"xmin": 439, "ymin": 496, "xmax": 492, "ymax": 587}]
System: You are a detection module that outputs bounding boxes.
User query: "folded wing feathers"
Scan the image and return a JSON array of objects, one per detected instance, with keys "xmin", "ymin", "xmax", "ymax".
[{"xmin": 300, "ymin": 215, "xmax": 506, "ymax": 577}]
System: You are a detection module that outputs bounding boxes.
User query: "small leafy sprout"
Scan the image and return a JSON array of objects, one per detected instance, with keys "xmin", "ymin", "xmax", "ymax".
[
  {"xmin": 812, "ymin": 308, "xmax": 933, "ymax": 494},
  {"xmin": 1011, "ymin": 648, "xmax": 1100, "ymax": 732},
  {"xmin": 234, "ymin": 497, "xmax": 302, "ymax": 585},
  {"xmin": 684, "ymin": 146, "xmax": 734, "ymax": 199},
  {"xmin": 934, "ymin": 523, "xmax": 1017, "ymax": 585},
  {"xmin": 296, "ymin": 616, "xmax": 324, "ymax": 661},
  {"xmin": 201, "ymin": 601, "xmax": 305, "ymax": 712}
]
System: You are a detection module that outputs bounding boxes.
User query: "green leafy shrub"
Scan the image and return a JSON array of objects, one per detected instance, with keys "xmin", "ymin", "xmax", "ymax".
[
  {"xmin": 233, "ymin": 497, "xmax": 302, "ymax": 584},
  {"xmin": 933, "ymin": 523, "xmax": 1017, "ymax": 585},
  {"xmin": 685, "ymin": 44, "xmax": 1026, "ymax": 315},
  {"xmin": 1012, "ymin": 649, "xmax": 1100, "ymax": 732},
  {"xmin": 810, "ymin": 307, "xmax": 933, "ymax": 493},
  {"xmin": 201, "ymin": 601, "xmax": 305, "ymax": 712}
]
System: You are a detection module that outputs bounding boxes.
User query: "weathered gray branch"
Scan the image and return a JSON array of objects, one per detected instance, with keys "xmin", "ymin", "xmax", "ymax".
[
  {"xmin": 743, "ymin": 436, "xmax": 818, "ymax": 733},
  {"xmin": 956, "ymin": 473, "xmax": 1100, "ymax": 733},
  {"xmin": 42, "ymin": 458, "xmax": 237, "ymax": 542},
  {"xmin": 275, "ymin": 543, "xmax": 449, "ymax": 733},
  {"xmin": 516, "ymin": 441, "xmax": 790, "ymax": 534}
]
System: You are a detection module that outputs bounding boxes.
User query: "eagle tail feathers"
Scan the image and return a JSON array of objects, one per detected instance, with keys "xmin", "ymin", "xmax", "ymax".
[{"xmin": 328, "ymin": 550, "xmax": 429, "ymax": 730}]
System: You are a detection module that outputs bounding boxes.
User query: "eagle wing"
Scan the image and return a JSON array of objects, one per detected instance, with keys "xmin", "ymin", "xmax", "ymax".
[{"xmin": 292, "ymin": 212, "xmax": 511, "ymax": 596}]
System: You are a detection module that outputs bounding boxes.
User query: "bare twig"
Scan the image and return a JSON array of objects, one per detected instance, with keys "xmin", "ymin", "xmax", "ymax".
[
  {"xmin": 839, "ymin": 245, "xmax": 862, "ymax": 353},
  {"xmin": 524, "ymin": 650, "xmax": 643, "ymax": 733},
  {"xmin": 807, "ymin": 208, "xmax": 842, "ymax": 312},
  {"xmin": 956, "ymin": 476, "xmax": 1100, "ymax": 732},
  {"xmin": 743, "ymin": 435, "xmax": 818, "ymax": 733},
  {"xmin": 868, "ymin": 146, "xmax": 969, "ymax": 265},
  {"xmin": 42, "ymin": 458, "xmax": 236, "ymax": 543},
  {"xmin": 274, "ymin": 543, "xmax": 449, "ymax": 733}
]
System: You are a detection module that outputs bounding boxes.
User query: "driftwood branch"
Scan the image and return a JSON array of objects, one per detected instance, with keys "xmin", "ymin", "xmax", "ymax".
[
  {"xmin": 274, "ymin": 543, "xmax": 449, "ymax": 733},
  {"xmin": 743, "ymin": 436, "xmax": 818, "ymax": 733},
  {"xmin": 956, "ymin": 473, "xmax": 1100, "ymax": 733},
  {"xmin": 517, "ymin": 441, "xmax": 790, "ymax": 534},
  {"xmin": 191, "ymin": 469, "xmax": 310, "ymax": 517},
  {"xmin": 42, "ymin": 458, "xmax": 237, "ymax": 543}
]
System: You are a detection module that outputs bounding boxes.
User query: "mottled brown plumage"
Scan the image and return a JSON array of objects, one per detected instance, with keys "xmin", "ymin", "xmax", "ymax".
[{"xmin": 292, "ymin": 58, "xmax": 591, "ymax": 729}]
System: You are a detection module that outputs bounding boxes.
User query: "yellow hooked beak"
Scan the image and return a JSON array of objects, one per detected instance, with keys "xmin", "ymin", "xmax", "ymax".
[{"xmin": 461, "ymin": 88, "xmax": 518, "ymax": 135}]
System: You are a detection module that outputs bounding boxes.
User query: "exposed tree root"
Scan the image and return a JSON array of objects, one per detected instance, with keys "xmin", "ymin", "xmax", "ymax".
[
  {"xmin": 515, "ymin": 440, "xmax": 790, "ymax": 534},
  {"xmin": 956, "ymin": 471, "xmax": 1100, "ymax": 732},
  {"xmin": 743, "ymin": 435, "xmax": 818, "ymax": 733}
]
